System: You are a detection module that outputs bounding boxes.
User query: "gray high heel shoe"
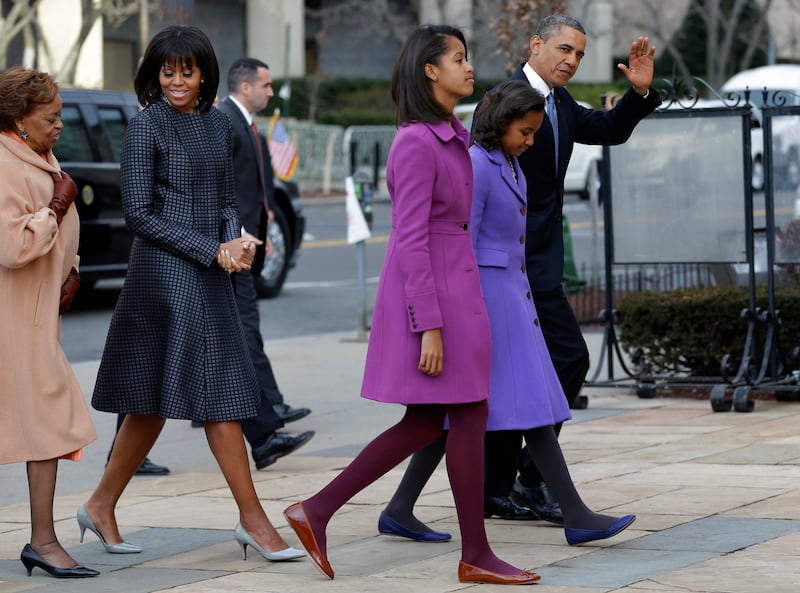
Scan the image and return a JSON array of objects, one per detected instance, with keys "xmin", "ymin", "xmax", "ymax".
[
  {"xmin": 77, "ymin": 505, "xmax": 142, "ymax": 554},
  {"xmin": 234, "ymin": 523, "xmax": 305, "ymax": 561}
]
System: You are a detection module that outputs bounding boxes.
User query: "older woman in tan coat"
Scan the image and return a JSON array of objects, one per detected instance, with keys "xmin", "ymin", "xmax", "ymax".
[{"xmin": 0, "ymin": 66, "xmax": 98, "ymax": 579}]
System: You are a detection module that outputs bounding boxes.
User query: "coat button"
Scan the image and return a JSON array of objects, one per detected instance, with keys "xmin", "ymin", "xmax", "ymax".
[
  {"xmin": 526, "ymin": 291, "xmax": 532, "ymax": 300},
  {"xmin": 519, "ymin": 236, "xmax": 524, "ymax": 244},
  {"xmin": 462, "ymin": 223, "xmax": 468, "ymax": 230},
  {"xmin": 520, "ymin": 206, "xmax": 527, "ymax": 215},
  {"xmin": 521, "ymin": 263, "xmax": 526, "ymax": 273},
  {"xmin": 534, "ymin": 318, "xmax": 539, "ymax": 326}
]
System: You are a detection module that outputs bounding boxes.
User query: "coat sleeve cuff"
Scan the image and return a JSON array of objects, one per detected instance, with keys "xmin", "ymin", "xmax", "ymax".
[{"xmin": 405, "ymin": 291, "xmax": 443, "ymax": 333}]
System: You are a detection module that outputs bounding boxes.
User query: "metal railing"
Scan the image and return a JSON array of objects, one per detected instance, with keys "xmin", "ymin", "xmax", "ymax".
[
  {"xmin": 569, "ymin": 262, "xmax": 717, "ymax": 326},
  {"xmin": 285, "ymin": 122, "xmax": 397, "ymax": 194}
]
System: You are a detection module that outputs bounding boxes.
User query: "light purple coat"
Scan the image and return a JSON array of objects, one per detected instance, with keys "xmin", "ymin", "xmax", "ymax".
[
  {"xmin": 469, "ymin": 143, "xmax": 571, "ymax": 430},
  {"xmin": 361, "ymin": 118, "xmax": 491, "ymax": 405}
]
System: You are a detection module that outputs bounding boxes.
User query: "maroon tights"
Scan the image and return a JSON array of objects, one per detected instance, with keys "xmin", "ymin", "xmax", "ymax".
[{"xmin": 301, "ymin": 400, "xmax": 520, "ymax": 574}]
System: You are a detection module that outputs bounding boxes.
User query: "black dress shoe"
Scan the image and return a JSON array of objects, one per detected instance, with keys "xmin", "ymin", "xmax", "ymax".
[
  {"xmin": 510, "ymin": 479, "xmax": 564, "ymax": 525},
  {"xmin": 273, "ymin": 403, "xmax": 311, "ymax": 424},
  {"xmin": 253, "ymin": 431, "xmax": 315, "ymax": 469},
  {"xmin": 483, "ymin": 495, "xmax": 538, "ymax": 520},
  {"xmin": 135, "ymin": 457, "xmax": 170, "ymax": 476}
]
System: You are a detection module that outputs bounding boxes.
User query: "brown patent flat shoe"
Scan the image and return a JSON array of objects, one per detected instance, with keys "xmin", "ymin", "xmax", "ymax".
[
  {"xmin": 458, "ymin": 560, "xmax": 541, "ymax": 585},
  {"xmin": 283, "ymin": 502, "xmax": 334, "ymax": 579}
]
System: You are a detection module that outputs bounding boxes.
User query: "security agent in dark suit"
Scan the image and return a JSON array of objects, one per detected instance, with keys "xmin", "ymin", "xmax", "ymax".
[
  {"xmin": 375, "ymin": 15, "xmax": 662, "ymax": 535},
  {"xmin": 215, "ymin": 57, "xmax": 313, "ymax": 469}
]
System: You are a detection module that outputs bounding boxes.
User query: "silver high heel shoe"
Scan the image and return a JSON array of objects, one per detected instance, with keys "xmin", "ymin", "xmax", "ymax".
[
  {"xmin": 77, "ymin": 505, "xmax": 143, "ymax": 554},
  {"xmin": 234, "ymin": 523, "xmax": 305, "ymax": 561}
]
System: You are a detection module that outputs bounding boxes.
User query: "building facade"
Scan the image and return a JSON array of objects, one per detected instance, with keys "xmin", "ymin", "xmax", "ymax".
[{"xmin": 3, "ymin": 0, "xmax": 799, "ymax": 90}]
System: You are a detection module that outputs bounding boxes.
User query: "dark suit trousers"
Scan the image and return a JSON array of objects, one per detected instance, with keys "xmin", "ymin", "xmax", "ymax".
[
  {"xmin": 231, "ymin": 269, "xmax": 284, "ymax": 448},
  {"xmin": 485, "ymin": 286, "xmax": 591, "ymax": 494}
]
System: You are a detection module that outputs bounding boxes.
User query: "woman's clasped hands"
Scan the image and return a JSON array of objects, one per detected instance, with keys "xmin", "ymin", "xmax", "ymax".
[{"xmin": 216, "ymin": 231, "xmax": 263, "ymax": 273}]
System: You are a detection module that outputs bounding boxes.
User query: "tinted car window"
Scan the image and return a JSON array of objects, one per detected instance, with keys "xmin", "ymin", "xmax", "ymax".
[
  {"xmin": 55, "ymin": 106, "xmax": 93, "ymax": 162},
  {"xmin": 98, "ymin": 107, "xmax": 126, "ymax": 162}
]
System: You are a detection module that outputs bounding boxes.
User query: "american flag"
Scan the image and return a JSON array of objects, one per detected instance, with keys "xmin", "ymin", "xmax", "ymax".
[{"xmin": 268, "ymin": 112, "xmax": 298, "ymax": 181}]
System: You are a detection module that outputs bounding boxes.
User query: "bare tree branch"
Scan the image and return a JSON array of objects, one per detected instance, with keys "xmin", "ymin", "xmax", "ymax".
[
  {"xmin": 56, "ymin": 0, "xmax": 101, "ymax": 84},
  {"xmin": 489, "ymin": 0, "xmax": 567, "ymax": 75},
  {"xmin": 614, "ymin": 0, "xmax": 694, "ymax": 87},
  {"xmin": 0, "ymin": 0, "xmax": 45, "ymax": 68},
  {"xmin": 738, "ymin": 0, "xmax": 773, "ymax": 71}
]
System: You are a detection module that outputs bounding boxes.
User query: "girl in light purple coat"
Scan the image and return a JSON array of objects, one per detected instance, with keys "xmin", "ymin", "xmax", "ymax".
[
  {"xmin": 470, "ymin": 81, "xmax": 634, "ymax": 545},
  {"xmin": 283, "ymin": 26, "xmax": 539, "ymax": 585}
]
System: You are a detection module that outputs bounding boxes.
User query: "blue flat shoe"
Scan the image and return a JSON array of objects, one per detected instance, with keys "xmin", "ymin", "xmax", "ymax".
[
  {"xmin": 565, "ymin": 514, "xmax": 636, "ymax": 545},
  {"xmin": 378, "ymin": 512, "xmax": 451, "ymax": 542}
]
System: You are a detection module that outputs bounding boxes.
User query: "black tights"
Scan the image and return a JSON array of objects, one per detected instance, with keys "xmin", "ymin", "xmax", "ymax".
[
  {"xmin": 522, "ymin": 426, "xmax": 619, "ymax": 530},
  {"xmin": 386, "ymin": 425, "xmax": 621, "ymax": 531}
]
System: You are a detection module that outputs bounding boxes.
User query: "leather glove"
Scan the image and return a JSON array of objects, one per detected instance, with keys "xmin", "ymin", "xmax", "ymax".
[
  {"xmin": 59, "ymin": 267, "xmax": 80, "ymax": 314},
  {"xmin": 50, "ymin": 171, "xmax": 78, "ymax": 226}
]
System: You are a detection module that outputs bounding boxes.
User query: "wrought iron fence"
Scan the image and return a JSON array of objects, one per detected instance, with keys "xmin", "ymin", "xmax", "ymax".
[{"xmin": 569, "ymin": 262, "xmax": 717, "ymax": 326}]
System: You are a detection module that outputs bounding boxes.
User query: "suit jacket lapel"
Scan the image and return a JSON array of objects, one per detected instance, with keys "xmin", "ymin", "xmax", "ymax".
[
  {"xmin": 512, "ymin": 64, "xmax": 558, "ymax": 175},
  {"xmin": 222, "ymin": 98, "xmax": 268, "ymax": 193}
]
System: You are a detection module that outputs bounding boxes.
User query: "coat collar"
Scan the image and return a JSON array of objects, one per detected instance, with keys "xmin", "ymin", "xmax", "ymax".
[
  {"xmin": 415, "ymin": 116, "xmax": 470, "ymax": 148},
  {"xmin": 218, "ymin": 97, "xmax": 268, "ymax": 190},
  {"xmin": 474, "ymin": 143, "xmax": 525, "ymax": 204},
  {"xmin": 0, "ymin": 134, "xmax": 59, "ymax": 173}
]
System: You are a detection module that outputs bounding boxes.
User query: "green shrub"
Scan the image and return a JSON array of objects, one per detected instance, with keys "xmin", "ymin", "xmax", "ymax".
[{"xmin": 617, "ymin": 285, "xmax": 800, "ymax": 376}]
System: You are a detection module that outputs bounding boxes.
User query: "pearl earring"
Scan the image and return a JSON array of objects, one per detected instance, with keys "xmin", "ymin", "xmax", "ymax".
[{"xmin": 20, "ymin": 130, "xmax": 28, "ymax": 140}]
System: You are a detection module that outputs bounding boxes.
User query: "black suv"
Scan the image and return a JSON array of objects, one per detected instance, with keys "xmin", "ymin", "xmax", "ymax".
[{"xmin": 55, "ymin": 88, "xmax": 304, "ymax": 298}]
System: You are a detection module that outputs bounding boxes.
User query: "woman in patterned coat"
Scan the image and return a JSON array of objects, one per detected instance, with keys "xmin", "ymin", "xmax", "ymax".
[
  {"xmin": 283, "ymin": 26, "xmax": 539, "ymax": 585},
  {"xmin": 0, "ymin": 67, "xmax": 98, "ymax": 578},
  {"xmin": 80, "ymin": 26, "xmax": 303, "ymax": 563}
]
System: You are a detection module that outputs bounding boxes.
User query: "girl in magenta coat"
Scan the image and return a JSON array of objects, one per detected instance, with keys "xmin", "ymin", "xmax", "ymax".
[{"xmin": 283, "ymin": 26, "xmax": 540, "ymax": 585}]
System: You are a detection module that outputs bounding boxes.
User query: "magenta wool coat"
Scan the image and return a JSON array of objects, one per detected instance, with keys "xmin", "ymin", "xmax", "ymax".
[
  {"xmin": 469, "ymin": 143, "xmax": 571, "ymax": 430},
  {"xmin": 361, "ymin": 117, "xmax": 491, "ymax": 405}
]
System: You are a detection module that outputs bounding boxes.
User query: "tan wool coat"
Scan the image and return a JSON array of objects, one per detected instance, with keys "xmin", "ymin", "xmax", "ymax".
[{"xmin": 0, "ymin": 134, "xmax": 96, "ymax": 464}]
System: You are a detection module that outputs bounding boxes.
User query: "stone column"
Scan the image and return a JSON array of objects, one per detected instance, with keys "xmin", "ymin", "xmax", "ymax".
[
  {"xmin": 418, "ymin": 0, "xmax": 473, "ymax": 37},
  {"xmin": 246, "ymin": 0, "xmax": 305, "ymax": 78},
  {"xmin": 570, "ymin": 0, "xmax": 613, "ymax": 83}
]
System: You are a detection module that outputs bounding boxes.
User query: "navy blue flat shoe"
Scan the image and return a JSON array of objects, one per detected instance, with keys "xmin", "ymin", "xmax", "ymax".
[
  {"xmin": 565, "ymin": 514, "xmax": 636, "ymax": 545},
  {"xmin": 378, "ymin": 512, "xmax": 452, "ymax": 542}
]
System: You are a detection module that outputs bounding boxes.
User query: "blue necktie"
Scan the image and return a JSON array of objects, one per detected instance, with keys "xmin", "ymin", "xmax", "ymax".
[{"xmin": 547, "ymin": 91, "xmax": 559, "ymax": 171}]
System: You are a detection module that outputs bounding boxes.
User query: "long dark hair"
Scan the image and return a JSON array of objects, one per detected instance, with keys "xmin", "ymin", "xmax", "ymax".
[
  {"xmin": 472, "ymin": 80, "xmax": 544, "ymax": 151},
  {"xmin": 135, "ymin": 25, "xmax": 219, "ymax": 113},
  {"xmin": 391, "ymin": 25, "xmax": 468, "ymax": 125}
]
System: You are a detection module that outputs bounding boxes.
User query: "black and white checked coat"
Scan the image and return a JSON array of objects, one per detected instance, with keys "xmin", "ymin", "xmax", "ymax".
[{"xmin": 92, "ymin": 100, "xmax": 260, "ymax": 421}]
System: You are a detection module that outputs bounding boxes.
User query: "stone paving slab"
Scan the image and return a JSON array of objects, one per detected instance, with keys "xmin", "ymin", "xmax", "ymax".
[
  {"xmin": 1, "ymin": 334, "xmax": 800, "ymax": 593},
  {"xmin": 537, "ymin": 548, "xmax": 718, "ymax": 589},
  {"xmin": 619, "ymin": 516, "xmax": 800, "ymax": 553}
]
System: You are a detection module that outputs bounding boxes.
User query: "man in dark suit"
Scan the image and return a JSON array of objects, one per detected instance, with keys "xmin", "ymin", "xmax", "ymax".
[
  {"xmin": 487, "ymin": 14, "xmax": 661, "ymax": 522},
  {"xmin": 216, "ymin": 57, "xmax": 314, "ymax": 469}
]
